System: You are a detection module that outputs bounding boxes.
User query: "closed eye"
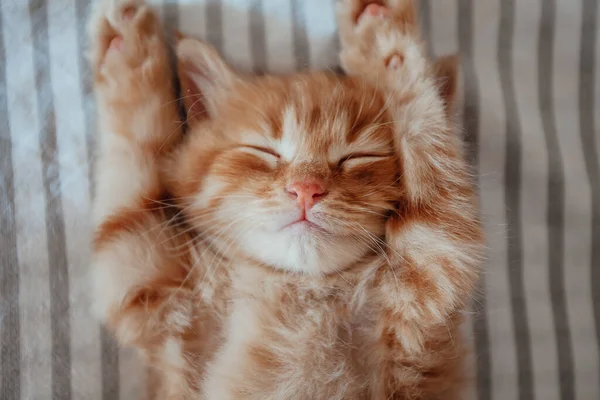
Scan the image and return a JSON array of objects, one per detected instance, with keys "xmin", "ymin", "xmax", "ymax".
[
  {"xmin": 338, "ymin": 153, "xmax": 394, "ymax": 169},
  {"xmin": 237, "ymin": 145, "xmax": 281, "ymax": 165},
  {"xmin": 239, "ymin": 145, "xmax": 280, "ymax": 158}
]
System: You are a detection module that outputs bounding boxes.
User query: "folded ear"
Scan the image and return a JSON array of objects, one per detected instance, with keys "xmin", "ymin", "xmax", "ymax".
[
  {"xmin": 433, "ymin": 54, "xmax": 459, "ymax": 117},
  {"xmin": 176, "ymin": 36, "xmax": 236, "ymax": 124}
]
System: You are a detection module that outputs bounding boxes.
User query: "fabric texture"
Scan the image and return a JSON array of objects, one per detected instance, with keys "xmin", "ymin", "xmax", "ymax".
[{"xmin": 0, "ymin": 0, "xmax": 599, "ymax": 399}]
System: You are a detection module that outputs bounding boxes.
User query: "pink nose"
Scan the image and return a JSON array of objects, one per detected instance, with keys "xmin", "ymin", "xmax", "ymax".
[{"xmin": 286, "ymin": 180, "xmax": 327, "ymax": 209}]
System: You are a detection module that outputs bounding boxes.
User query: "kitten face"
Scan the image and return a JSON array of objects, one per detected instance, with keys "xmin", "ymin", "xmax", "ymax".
[{"xmin": 171, "ymin": 73, "xmax": 399, "ymax": 275}]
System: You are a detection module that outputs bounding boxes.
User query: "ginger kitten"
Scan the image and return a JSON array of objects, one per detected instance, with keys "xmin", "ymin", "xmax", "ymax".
[{"xmin": 89, "ymin": 0, "xmax": 483, "ymax": 398}]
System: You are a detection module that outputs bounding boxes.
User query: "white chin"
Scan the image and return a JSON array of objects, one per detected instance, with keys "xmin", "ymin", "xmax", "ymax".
[{"xmin": 239, "ymin": 227, "xmax": 368, "ymax": 275}]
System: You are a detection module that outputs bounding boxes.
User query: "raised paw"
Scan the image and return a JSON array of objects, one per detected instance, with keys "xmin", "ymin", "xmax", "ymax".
[
  {"xmin": 336, "ymin": 0, "xmax": 425, "ymax": 79},
  {"xmin": 88, "ymin": 0, "xmax": 169, "ymax": 83},
  {"xmin": 88, "ymin": 0, "xmax": 180, "ymax": 147},
  {"xmin": 337, "ymin": 0, "xmax": 417, "ymax": 33}
]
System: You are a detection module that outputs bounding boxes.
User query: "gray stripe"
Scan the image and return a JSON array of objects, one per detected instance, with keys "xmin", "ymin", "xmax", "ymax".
[
  {"xmin": 290, "ymin": 0, "xmax": 310, "ymax": 70},
  {"xmin": 457, "ymin": 1, "xmax": 490, "ymax": 398},
  {"xmin": 249, "ymin": 0, "xmax": 267, "ymax": 75},
  {"xmin": 74, "ymin": 1, "xmax": 121, "ymax": 398},
  {"xmin": 578, "ymin": 0, "xmax": 600, "ymax": 378},
  {"xmin": 538, "ymin": 1, "xmax": 576, "ymax": 398},
  {"xmin": 163, "ymin": 0, "xmax": 179, "ymax": 32},
  {"xmin": 0, "ymin": 3, "xmax": 21, "ymax": 399},
  {"xmin": 458, "ymin": 0, "xmax": 479, "ymax": 167},
  {"xmin": 28, "ymin": 0, "xmax": 72, "ymax": 398},
  {"xmin": 100, "ymin": 337, "xmax": 119, "ymax": 400},
  {"xmin": 146, "ymin": 366, "xmax": 158, "ymax": 400},
  {"xmin": 206, "ymin": 0, "xmax": 223, "ymax": 54},
  {"xmin": 498, "ymin": 1, "xmax": 534, "ymax": 398},
  {"xmin": 75, "ymin": 0, "xmax": 96, "ymax": 195},
  {"xmin": 418, "ymin": 0, "xmax": 431, "ymax": 55},
  {"xmin": 471, "ymin": 275, "xmax": 491, "ymax": 400},
  {"xmin": 331, "ymin": 0, "xmax": 343, "ymax": 76}
]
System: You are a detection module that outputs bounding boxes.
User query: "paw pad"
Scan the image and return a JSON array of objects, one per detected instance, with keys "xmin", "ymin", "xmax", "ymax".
[
  {"xmin": 356, "ymin": 2, "xmax": 390, "ymax": 24},
  {"xmin": 105, "ymin": 0, "xmax": 145, "ymax": 32},
  {"xmin": 363, "ymin": 3, "xmax": 389, "ymax": 18},
  {"xmin": 122, "ymin": 5, "xmax": 137, "ymax": 20},
  {"xmin": 108, "ymin": 36, "xmax": 124, "ymax": 52},
  {"xmin": 386, "ymin": 53, "xmax": 404, "ymax": 69}
]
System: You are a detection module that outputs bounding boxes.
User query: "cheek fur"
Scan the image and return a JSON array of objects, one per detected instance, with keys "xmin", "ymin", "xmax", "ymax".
[
  {"xmin": 214, "ymin": 152, "xmax": 281, "ymax": 183},
  {"xmin": 166, "ymin": 72, "xmax": 405, "ymax": 275},
  {"xmin": 337, "ymin": 159, "xmax": 398, "ymax": 200},
  {"xmin": 190, "ymin": 153, "xmax": 289, "ymax": 218}
]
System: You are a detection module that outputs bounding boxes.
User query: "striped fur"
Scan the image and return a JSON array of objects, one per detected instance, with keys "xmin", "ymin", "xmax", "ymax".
[
  {"xmin": 1, "ymin": 0, "xmax": 599, "ymax": 399},
  {"xmin": 87, "ymin": 0, "xmax": 483, "ymax": 398}
]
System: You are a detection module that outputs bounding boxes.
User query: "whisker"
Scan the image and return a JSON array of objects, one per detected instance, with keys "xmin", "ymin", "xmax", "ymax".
[{"xmin": 160, "ymin": 93, "xmax": 203, "ymax": 109}]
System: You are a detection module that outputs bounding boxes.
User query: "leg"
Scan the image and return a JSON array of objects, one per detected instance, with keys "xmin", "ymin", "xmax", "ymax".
[
  {"xmin": 337, "ymin": 1, "xmax": 482, "ymax": 398},
  {"xmin": 90, "ymin": 0, "xmax": 182, "ymax": 223},
  {"xmin": 337, "ymin": 0, "xmax": 481, "ymax": 339},
  {"xmin": 338, "ymin": 0, "xmax": 467, "ymax": 203},
  {"xmin": 89, "ymin": 1, "xmax": 198, "ymax": 397}
]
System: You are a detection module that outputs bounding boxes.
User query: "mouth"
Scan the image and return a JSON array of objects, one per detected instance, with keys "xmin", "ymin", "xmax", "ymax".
[{"xmin": 283, "ymin": 218, "xmax": 327, "ymax": 233}]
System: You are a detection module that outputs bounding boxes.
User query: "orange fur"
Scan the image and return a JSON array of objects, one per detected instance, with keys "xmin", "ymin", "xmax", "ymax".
[{"xmin": 89, "ymin": 0, "xmax": 483, "ymax": 398}]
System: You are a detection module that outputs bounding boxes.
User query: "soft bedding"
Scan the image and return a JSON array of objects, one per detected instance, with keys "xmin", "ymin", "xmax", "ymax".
[{"xmin": 0, "ymin": 0, "xmax": 599, "ymax": 399}]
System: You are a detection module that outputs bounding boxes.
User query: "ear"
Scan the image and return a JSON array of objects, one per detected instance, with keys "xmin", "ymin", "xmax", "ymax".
[
  {"xmin": 176, "ymin": 35, "xmax": 236, "ymax": 123},
  {"xmin": 433, "ymin": 54, "xmax": 459, "ymax": 117}
]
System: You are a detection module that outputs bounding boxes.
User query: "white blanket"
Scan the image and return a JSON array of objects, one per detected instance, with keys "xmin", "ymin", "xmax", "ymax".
[{"xmin": 1, "ymin": 0, "xmax": 599, "ymax": 399}]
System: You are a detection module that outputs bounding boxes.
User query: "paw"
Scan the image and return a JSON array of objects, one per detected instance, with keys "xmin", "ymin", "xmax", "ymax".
[
  {"xmin": 88, "ymin": 0, "xmax": 167, "ymax": 79},
  {"xmin": 113, "ymin": 286, "xmax": 195, "ymax": 345},
  {"xmin": 336, "ymin": 0, "xmax": 423, "ymax": 77},
  {"xmin": 337, "ymin": 0, "xmax": 418, "ymax": 35}
]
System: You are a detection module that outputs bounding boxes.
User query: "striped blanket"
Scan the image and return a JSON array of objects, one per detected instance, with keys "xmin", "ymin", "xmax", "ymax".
[{"xmin": 1, "ymin": 0, "xmax": 598, "ymax": 399}]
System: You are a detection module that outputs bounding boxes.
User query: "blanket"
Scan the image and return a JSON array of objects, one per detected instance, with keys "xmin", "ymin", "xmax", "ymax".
[{"xmin": 1, "ymin": 0, "xmax": 599, "ymax": 399}]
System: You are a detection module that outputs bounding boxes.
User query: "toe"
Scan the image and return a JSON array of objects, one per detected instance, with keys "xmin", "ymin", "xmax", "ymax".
[
  {"xmin": 386, "ymin": 54, "xmax": 404, "ymax": 69},
  {"xmin": 364, "ymin": 3, "xmax": 389, "ymax": 17},
  {"xmin": 122, "ymin": 4, "xmax": 137, "ymax": 20},
  {"xmin": 108, "ymin": 36, "xmax": 125, "ymax": 52},
  {"xmin": 105, "ymin": 0, "xmax": 145, "ymax": 33},
  {"xmin": 357, "ymin": 2, "xmax": 390, "ymax": 23}
]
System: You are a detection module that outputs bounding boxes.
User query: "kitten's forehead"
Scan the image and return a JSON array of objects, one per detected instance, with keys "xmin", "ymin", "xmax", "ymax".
[
  {"xmin": 278, "ymin": 106, "xmax": 340, "ymax": 162},
  {"xmin": 229, "ymin": 73, "xmax": 394, "ymax": 163},
  {"xmin": 276, "ymin": 84, "xmax": 393, "ymax": 163}
]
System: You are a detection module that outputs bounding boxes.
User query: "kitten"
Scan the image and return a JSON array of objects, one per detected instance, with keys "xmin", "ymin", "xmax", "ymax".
[{"xmin": 89, "ymin": 0, "xmax": 483, "ymax": 398}]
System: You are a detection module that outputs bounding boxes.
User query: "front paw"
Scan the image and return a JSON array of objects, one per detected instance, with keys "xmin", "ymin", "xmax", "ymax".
[
  {"xmin": 336, "ymin": 1, "xmax": 425, "ymax": 79},
  {"xmin": 110, "ymin": 286, "xmax": 195, "ymax": 346},
  {"xmin": 88, "ymin": 0, "xmax": 169, "ymax": 85}
]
